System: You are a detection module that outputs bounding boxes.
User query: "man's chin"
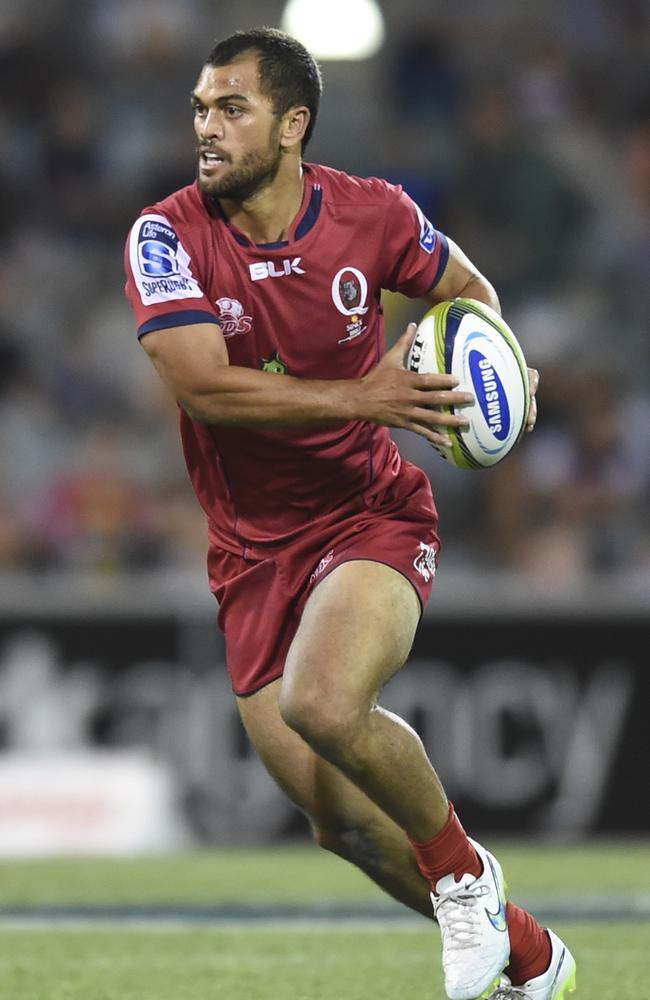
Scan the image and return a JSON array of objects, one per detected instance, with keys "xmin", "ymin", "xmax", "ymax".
[
  {"xmin": 196, "ymin": 155, "xmax": 281, "ymax": 201},
  {"xmin": 197, "ymin": 172, "xmax": 242, "ymax": 200},
  {"xmin": 197, "ymin": 173, "xmax": 221, "ymax": 196}
]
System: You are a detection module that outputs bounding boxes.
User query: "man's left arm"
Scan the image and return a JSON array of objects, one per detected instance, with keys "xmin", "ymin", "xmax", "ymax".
[{"xmin": 424, "ymin": 236, "xmax": 500, "ymax": 313}]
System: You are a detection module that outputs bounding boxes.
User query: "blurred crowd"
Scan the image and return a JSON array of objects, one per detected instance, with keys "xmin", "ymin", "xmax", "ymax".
[{"xmin": 0, "ymin": 0, "xmax": 648, "ymax": 582}]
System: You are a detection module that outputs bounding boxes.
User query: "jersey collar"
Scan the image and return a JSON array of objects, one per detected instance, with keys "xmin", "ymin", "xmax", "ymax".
[{"xmin": 203, "ymin": 164, "xmax": 322, "ymax": 249}]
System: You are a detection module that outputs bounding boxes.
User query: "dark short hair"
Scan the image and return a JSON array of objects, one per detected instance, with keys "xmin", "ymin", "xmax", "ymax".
[{"xmin": 205, "ymin": 27, "xmax": 323, "ymax": 150}]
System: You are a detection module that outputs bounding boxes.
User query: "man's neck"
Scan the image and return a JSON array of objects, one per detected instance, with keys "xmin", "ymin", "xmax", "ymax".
[{"xmin": 218, "ymin": 162, "xmax": 305, "ymax": 245}]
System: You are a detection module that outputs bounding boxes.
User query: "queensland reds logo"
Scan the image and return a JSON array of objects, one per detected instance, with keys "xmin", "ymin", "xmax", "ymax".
[
  {"xmin": 331, "ymin": 266, "xmax": 369, "ymax": 344},
  {"xmin": 215, "ymin": 296, "xmax": 253, "ymax": 338},
  {"xmin": 331, "ymin": 267, "xmax": 368, "ymax": 317}
]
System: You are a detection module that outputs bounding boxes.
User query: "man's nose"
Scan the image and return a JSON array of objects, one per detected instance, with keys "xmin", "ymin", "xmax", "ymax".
[{"xmin": 199, "ymin": 109, "xmax": 224, "ymax": 140}]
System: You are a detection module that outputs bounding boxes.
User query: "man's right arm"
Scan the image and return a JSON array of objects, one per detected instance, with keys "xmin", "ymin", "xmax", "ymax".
[{"xmin": 141, "ymin": 322, "xmax": 474, "ymax": 448}]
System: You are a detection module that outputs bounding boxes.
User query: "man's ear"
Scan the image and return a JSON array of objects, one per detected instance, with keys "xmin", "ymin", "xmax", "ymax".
[{"xmin": 280, "ymin": 106, "xmax": 310, "ymax": 149}]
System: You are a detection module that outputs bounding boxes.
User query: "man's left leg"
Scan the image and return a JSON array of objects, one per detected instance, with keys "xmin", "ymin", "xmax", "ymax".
[
  {"xmin": 279, "ymin": 560, "xmax": 514, "ymax": 999},
  {"xmin": 279, "ymin": 559, "xmax": 451, "ymax": 841}
]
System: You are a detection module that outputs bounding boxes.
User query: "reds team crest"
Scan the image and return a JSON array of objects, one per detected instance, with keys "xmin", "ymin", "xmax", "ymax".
[
  {"xmin": 331, "ymin": 266, "xmax": 369, "ymax": 344},
  {"xmin": 215, "ymin": 297, "xmax": 253, "ymax": 337}
]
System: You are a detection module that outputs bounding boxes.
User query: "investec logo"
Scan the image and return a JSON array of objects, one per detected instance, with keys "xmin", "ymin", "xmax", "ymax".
[{"xmin": 249, "ymin": 258, "xmax": 305, "ymax": 282}]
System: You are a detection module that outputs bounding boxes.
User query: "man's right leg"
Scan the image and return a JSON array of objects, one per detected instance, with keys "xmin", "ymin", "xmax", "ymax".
[{"xmin": 237, "ymin": 676, "xmax": 434, "ymax": 919}]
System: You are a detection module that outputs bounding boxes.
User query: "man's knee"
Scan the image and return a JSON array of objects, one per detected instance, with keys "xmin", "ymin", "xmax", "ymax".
[{"xmin": 278, "ymin": 682, "xmax": 363, "ymax": 760}]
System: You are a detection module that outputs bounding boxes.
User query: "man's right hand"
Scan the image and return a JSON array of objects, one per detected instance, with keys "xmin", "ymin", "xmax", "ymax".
[{"xmin": 358, "ymin": 323, "xmax": 475, "ymax": 448}]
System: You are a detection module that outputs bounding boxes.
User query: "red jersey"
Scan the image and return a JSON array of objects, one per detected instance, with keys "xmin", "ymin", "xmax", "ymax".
[{"xmin": 124, "ymin": 163, "xmax": 449, "ymax": 552}]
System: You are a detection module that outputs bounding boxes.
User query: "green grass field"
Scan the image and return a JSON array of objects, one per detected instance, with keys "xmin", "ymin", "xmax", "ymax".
[{"xmin": 0, "ymin": 842, "xmax": 648, "ymax": 999}]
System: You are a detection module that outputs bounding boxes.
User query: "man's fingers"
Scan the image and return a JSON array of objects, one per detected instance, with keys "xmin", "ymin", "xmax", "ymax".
[
  {"xmin": 409, "ymin": 372, "xmax": 459, "ymax": 389},
  {"xmin": 526, "ymin": 367, "xmax": 539, "ymax": 432},
  {"xmin": 402, "ymin": 421, "xmax": 453, "ymax": 448},
  {"xmin": 415, "ymin": 389, "xmax": 474, "ymax": 407},
  {"xmin": 526, "ymin": 395, "xmax": 538, "ymax": 433},
  {"xmin": 407, "ymin": 406, "xmax": 470, "ymax": 430}
]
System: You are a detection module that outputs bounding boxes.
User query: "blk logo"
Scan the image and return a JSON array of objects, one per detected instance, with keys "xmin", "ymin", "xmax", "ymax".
[{"xmin": 249, "ymin": 258, "xmax": 305, "ymax": 282}]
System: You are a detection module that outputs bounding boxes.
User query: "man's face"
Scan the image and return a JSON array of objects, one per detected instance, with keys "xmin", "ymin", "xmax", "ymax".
[{"xmin": 192, "ymin": 55, "xmax": 284, "ymax": 200}]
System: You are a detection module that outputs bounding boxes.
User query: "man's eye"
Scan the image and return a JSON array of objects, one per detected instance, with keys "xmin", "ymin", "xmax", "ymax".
[
  {"xmin": 192, "ymin": 103, "xmax": 207, "ymax": 115},
  {"xmin": 225, "ymin": 105, "xmax": 243, "ymax": 117}
]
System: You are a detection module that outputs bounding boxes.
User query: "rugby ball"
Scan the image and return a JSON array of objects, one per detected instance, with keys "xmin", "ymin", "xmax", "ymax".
[{"xmin": 406, "ymin": 298, "xmax": 530, "ymax": 469}]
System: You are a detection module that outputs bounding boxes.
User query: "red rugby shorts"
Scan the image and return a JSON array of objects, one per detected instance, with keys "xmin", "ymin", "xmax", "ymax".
[{"xmin": 207, "ymin": 465, "xmax": 440, "ymax": 695}]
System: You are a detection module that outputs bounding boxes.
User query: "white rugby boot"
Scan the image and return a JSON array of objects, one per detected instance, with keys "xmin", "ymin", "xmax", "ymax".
[
  {"xmin": 486, "ymin": 930, "xmax": 577, "ymax": 999},
  {"xmin": 432, "ymin": 838, "xmax": 510, "ymax": 1000}
]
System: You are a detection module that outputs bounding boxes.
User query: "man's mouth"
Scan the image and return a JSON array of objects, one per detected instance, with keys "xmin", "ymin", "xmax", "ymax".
[{"xmin": 199, "ymin": 148, "xmax": 228, "ymax": 169}]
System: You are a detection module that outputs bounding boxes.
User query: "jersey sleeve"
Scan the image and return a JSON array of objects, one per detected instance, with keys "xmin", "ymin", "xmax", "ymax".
[
  {"xmin": 381, "ymin": 187, "xmax": 449, "ymax": 298},
  {"xmin": 124, "ymin": 212, "xmax": 220, "ymax": 339}
]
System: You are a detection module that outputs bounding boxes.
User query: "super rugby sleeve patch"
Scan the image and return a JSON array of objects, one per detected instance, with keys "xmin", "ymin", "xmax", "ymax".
[
  {"xmin": 382, "ymin": 189, "xmax": 449, "ymax": 297},
  {"xmin": 128, "ymin": 213, "xmax": 204, "ymax": 305},
  {"xmin": 414, "ymin": 202, "xmax": 438, "ymax": 255}
]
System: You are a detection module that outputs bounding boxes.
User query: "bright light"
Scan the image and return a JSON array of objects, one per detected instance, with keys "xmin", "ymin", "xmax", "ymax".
[{"xmin": 281, "ymin": 0, "xmax": 385, "ymax": 60}]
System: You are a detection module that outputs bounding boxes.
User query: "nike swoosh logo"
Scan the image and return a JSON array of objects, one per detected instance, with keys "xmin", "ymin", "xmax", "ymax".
[
  {"xmin": 485, "ymin": 899, "xmax": 508, "ymax": 932},
  {"xmin": 484, "ymin": 854, "xmax": 508, "ymax": 931}
]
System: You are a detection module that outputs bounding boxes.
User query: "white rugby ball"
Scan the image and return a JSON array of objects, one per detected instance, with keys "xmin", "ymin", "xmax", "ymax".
[{"xmin": 406, "ymin": 298, "xmax": 530, "ymax": 469}]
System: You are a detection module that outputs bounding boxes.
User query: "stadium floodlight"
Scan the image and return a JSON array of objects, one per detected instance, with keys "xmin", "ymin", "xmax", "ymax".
[{"xmin": 280, "ymin": 0, "xmax": 385, "ymax": 60}]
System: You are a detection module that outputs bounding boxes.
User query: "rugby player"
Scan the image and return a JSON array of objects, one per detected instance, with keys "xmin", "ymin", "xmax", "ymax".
[{"xmin": 124, "ymin": 28, "xmax": 575, "ymax": 1000}]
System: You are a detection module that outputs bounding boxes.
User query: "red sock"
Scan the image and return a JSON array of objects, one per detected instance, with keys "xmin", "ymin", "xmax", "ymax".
[
  {"xmin": 409, "ymin": 803, "xmax": 482, "ymax": 891},
  {"xmin": 505, "ymin": 902, "xmax": 552, "ymax": 984}
]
